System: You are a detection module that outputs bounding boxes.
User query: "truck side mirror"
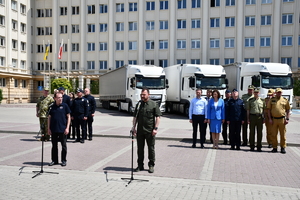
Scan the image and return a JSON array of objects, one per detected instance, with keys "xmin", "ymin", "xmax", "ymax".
[
  {"xmin": 166, "ymin": 79, "xmax": 169, "ymax": 89},
  {"xmin": 189, "ymin": 77, "xmax": 195, "ymax": 88},
  {"xmin": 130, "ymin": 77, "xmax": 136, "ymax": 88},
  {"xmin": 225, "ymin": 78, "xmax": 228, "ymax": 84}
]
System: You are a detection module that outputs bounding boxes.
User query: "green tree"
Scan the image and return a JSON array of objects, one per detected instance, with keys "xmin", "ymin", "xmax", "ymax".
[
  {"xmin": 51, "ymin": 78, "xmax": 73, "ymax": 93},
  {"xmin": 90, "ymin": 80, "xmax": 99, "ymax": 94},
  {"xmin": 294, "ymin": 79, "xmax": 300, "ymax": 96},
  {"xmin": 0, "ymin": 88, "xmax": 3, "ymax": 104}
]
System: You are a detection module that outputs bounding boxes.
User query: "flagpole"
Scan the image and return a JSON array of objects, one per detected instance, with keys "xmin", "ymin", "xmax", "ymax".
[
  {"xmin": 43, "ymin": 40, "xmax": 45, "ymax": 88},
  {"xmin": 67, "ymin": 38, "xmax": 70, "ymax": 81},
  {"xmin": 48, "ymin": 40, "xmax": 50, "ymax": 92}
]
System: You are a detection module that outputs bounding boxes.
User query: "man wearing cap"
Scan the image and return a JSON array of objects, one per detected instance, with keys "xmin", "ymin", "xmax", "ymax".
[
  {"xmin": 267, "ymin": 88, "xmax": 290, "ymax": 154},
  {"xmin": 241, "ymin": 85, "xmax": 254, "ymax": 146},
  {"xmin": 71, "ymin": 88, "xmax": 89, "ymax": 143},
  {"xmin": 36, "ymin": 87, "xmax": 54, "ymax": 141},
  {"xmin": 84, "ymin": 88, "xmax": 96, "ymax": 141},
  {"xmin": 247, "ymin": 88, "xmax": 265, "ymax": 152},
  {"xmin": 222, "ymin": 90, "xmax": 231, "ymax": 145},
  {"xmin": 264, "ymin": 89, "xmax": 275, "ymax": 148},
  {"xmin": 226, "ymin": 89, "xmax": 245, "ymax": 150}
]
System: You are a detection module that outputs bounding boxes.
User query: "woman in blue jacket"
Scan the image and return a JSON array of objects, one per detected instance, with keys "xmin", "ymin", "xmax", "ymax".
[{"xmin": 206, "ymin": 90, "xmax": 225, "ymax": 149}]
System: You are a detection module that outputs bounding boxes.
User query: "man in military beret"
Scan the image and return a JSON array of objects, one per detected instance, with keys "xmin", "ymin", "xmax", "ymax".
[
  {"xmin": 241, "ymin": 85, "xmax": 254, "ymax": 146},
  {"xmin": 247, "ymin": 88, "xmax": 265, "ymax": 152},
  {"xmin": 36, "ymin": 87, "xmax": 54, "ymax": 141},
  {"xmin": 264, "ymin": 89, "xmax": 275, "ymax": 148},
  {"xmin": 267, "ymin": 88, "xmax": 290, "ymax": 154}
]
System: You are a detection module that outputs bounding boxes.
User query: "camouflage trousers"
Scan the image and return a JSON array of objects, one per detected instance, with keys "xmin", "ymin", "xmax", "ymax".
[{"xmin": 39, "ymin": 118, "xmax": 50, "ymax": 141}]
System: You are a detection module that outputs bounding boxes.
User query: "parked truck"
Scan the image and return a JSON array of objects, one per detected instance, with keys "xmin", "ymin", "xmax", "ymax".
[
  {"xmin": 99, "ymin": 65, "xmax": 167, "ymax": 113},
  {"xmin": 165, "ymin": 64, "xmax": 228, "ymax": 116},
  {"xmin": 223, "ymin": 62, "xmax": 293, "ymax": 107}
]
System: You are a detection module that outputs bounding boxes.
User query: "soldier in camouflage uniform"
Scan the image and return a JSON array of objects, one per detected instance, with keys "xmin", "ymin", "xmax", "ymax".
[
  {"xmin": 36, "ymin": 87, "xmax": 54, "ymax": 141},
  {"xmin": 241, "ymin": 85, "xmax": 254, "ymax": 146}
]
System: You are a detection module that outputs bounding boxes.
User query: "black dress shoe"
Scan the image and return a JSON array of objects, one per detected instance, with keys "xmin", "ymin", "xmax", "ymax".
[
  {"xmin": 257, "ymin": 148, "xmax": 262, "ymax": 152},
  {"xmin": 250, "ymin": 148, "xmax": 255, "ymax": 151},
  {"xmin": 281, "ymin": 148, "xmax": 286, "ymax": 154},
  {"xmin": 73, "ymin": 139, "xmax": 80, "ymax": 143},
  {"xmin": 61, "ymin": 161, "xmax": 67, "ymax": 167},
  {"xmin": 200, "ymin": 144, "xmax": 204, "ymax": 149},
  {"xmin": 49, "ymin": 161, "xmax": 58, "ymax": 166},
  {"xmin": 236, "ymin": 147, "xmax": 241, "ymax": 150},
  {"xmin": 192, "ymin": 144, "xmax": 196, "ymax": 148},
  {"xmin": 230, "ymin": 147, "xmax": 235, "ymax": 150},
  {"xmin": 268, "ymin": 144, "xmax": 272, "ymax": 148},
  {"xmin": 88, "ymin": 138, "xmax": 92, "ymax": 141},
  {"xmin": 271, "ymin": 148, "xmax": 278, "ymax": 153},
  {"xmin": 241, "ymin": 143, "xmax": 247, "ymax": 146},
  {"xmin": 80, "ymin": 140, "xmax": 85, "ymax": 143},
  {"xmin": 134, "ymin": 166, "xmax": 144, "ymax": 172}
]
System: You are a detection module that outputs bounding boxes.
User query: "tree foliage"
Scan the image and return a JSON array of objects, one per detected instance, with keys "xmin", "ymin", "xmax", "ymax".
[
  {"xmin": 51, "ymin": 78, "xmax": 73, "ymax": 93},
  {"xmin": 294, "ymin": 79, "xmax": 300, "ymax": 96},
  {"xmin": 0, "ymin": 88, "xmax": 3, "ymax": 104}
]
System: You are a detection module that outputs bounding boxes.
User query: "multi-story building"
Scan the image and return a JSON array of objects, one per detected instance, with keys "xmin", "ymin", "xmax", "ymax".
[{"xmin": 0, "ymin": 0, "xmax": 299, "ymax": 104}]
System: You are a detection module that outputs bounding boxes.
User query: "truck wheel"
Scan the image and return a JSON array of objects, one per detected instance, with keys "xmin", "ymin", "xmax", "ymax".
[
  {"xmin": 166, "ymin": 103, "xmax": 172, "ymax": 113},
  {"xmin": 128, "ymin": 103, "xmax": 133, "ymax": 115},
  {"xmin": 118, "ymin": 103, "xmax": 122, "ymax": 112},
  {"xmin": 184, "ymin": 104, "xmax": 189, "ymax": 118}
]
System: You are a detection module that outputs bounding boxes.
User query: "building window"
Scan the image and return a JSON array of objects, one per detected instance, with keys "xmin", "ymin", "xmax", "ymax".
[
  {"xmin": 60, "ymin": 7, "xmax": 67, "ymax": 15},
  {"xmin": 210, "ymin": 38, "xmax": 220, "ymax": 48},
  {"xmin": 100, "ymin": 42, "xmax": 107, "ymax": 51},
  {"xmin": 0, "ymin": 57, "xmax": 4, "ymax": 66},
  {"xmin": 21, "ymin": 42, "xmax": 26, "ymax": 51},
  {"xmin": 20, "ymin": 61, "xmax": 25, "ymax": 69},
  {"xmin": 245, "ymin": 16, "xmax": 255, "ymax": 26},
  {"xmin": 45, "ymin": 9, "xmax": 52, "ymax": 17},
  {"xmin": 159, "ymin": 60, "xmax": 168, "ymax": 67},
  {"xmin": 260, "ymin": 58, "xmax": 270, "ymax": 62},
  {"xmin": 299, "ymin": 35, "xmax": 300, "ymax": 45},
  {"xmin": 225, "ymin": 17, "xmax": 235, "ymax": 27},
  {"xmin": 99, "ymin": 4, "xmax": 107, "ymax": 13},
  {"xmin": 45, "ymin": 27, "xmax": 52, "ymax": 35},
  {"xmin": 129, "ymin": 22, "xmax": 137, "ymax": 31},
  {"xmin": 87, "ymin": 61, "xmax": 95, "ymax": 70},
  {"xmin": 87, "ymin": 43, "xmax": 95, "ymax": 51},
  {"xmin": 210, "ymin": 18, "xmax": 220, "ymax": 27},
  {"xmin": 262, "ymin": 0, "xmax": 272, "ymax": 3},
  {"xmin": 191, "ymin": 59, "xmax": 200, "ymax": 64},
  {"xmin": 99, "ymin": 61, "xmax": 107, "ymax": 69},
  {"xmin": 72, "ymin": 6, "xmax": 80, "ymax": 15},
  {"xmin": 46, "ymin": 63, "xmax": 52, "ymax": 70},
  {"xmin": 177, "ymin": 40, "xmax": 186, "ymax": 49},
  {"xmin": 12, "ymin": 59, "xmax": 17, "ymax": 68},
  {"xmin": 245, "ymin": 38, "xmax": 255, "ymax": 47},
  {"xmin": 37, "ymin": 9, "xmax": 44, "ymax": 17},
  {"xmin": 160, "ymin": 20, "xmax": 168, "ymax": 29},
  {"xmin": 225, "ymin": 38, "xmax": 234, "ymax": 48},
  {"xmin": 11, "ymin": 0, "xmax": 17, "ymax": 11},
  {"xmin": 261, "ymin": 15, "xmax": 271, "ymax": 25},
  {"xmin": 146, "ymin": 1, "xmax": 155, "ymax": 10},
  {"xmin": 191, "ymin": 19, "xmax": 200, "ymax": 28},
  {"xmin": 177, "ymin": 20, "xmax": 186, "ymax": 29},
  {"xmin": 87, "ymin": 24, "xmax": 95, "ymax": 33},
  {"xmin": 260, "ymin": 37, "xmax": 271, "ymax": 47},
  {"xmin": 129, "ymin": 3, "xmax": 137, "ymax": 11},
  {"xmin": 0, "ymin": 15, "xmax": 5, "ymax": 25},
  {"xmin": 12, "ymin": 20, "xmax": 17, "ymax": 30},
  {"xmin": 129, "ymin": 60, "xmax": 137, "ymax": 65},
  {"xmin": 60, "ymin": 61, "xmax": 67, "ymax": 70},
  {"xmin": 116, "ymin": 42, "xmax": 124, "ymax": 50},
  {"xmin": 283, "ymin": 0, "xmax": 294, "ymax": 2},
  {"xmin": 60, "ymin": 25, "xmax": 67, "ymax": 34},
  {"xmin": 87, "ymin": 5, "xmax": 95, "ymax": 14},
  {"xmin": 63, "ymin": 44, "xmax": 68, "ymax": 52},
  {"xmin": 146, "ymin": 40, "xmax": 154, "ymax": 50},
  {"xmin": 244, "ymin": 58, "xmax": 254, "ymax": 62},
  {"xmin": 20, "ymin": 4, "xmax": 26, "ymax": 14},
  {"xmin": 37, "ymin": 62, "xmax": 44, "ymax": 70},
  {"xmin": 211, "ymin": 0, "xmax": 220, "ymax": 7},
  {"xmin": 0, "ymin": 77, "xmax": 6, "ymax": 87},
  {"xmin": 282, "ymin": 14, "xmax": 293, "ymax": 24},
  {"xmin": 145, "ymin": 60, "xmax": 154, "ymax": 65},
  {"xmin": 37, "ymin": 27, "xmax": 44, "ymax": 35},
  {"xmin": 282, "ymin": 36, "xmax": 292, "ymax": 46},
  {"xmin": 159, "ymin": 40, "xmax": 168, "ymax": 49},
  {"xmin": 72, "ymin": 43, "xmax": 79, "ymax": 51},
  {"xmin": 14, "ymin": 79, "xmax": 18, "ymax": 88},
  {"xmin": 177, "ymin": 59, "xmax": 186, "ymax": 64},
  {"xmin": 21, "ymin": 23, "xmax": 26, "ymax": 33},
  {"xmin": 21, "ymin": 80, "xmax": 26, "ymax": 88},
  {"xmin": 192, "ymin": 0, "xmax": 201, "ymax": 8},
  {"xmin": 129, "ymin": 41, "xmax": 137, "ymax": 50},
  {"xmin": 0, "ymin": 0, "xmax": 5, "ymax": 6},
  {"xmin": 72, "ymin": 25, "xmax": 79, "ymax": 33},
  {"xmin": 116, "ymin": 3, "xmax": 124, "ymax": 12},
  {"xmin": 0, "ymin": 36, "xmax": 5, "ymax": 47},
  {"xmin": 12, "ymin": 39, "xmax": 17, "ymax": 50},
  {"xmin": 116, "ymin": 22, "xmax": 124, "ymax": 31},
  {"xmin": 210, "ymin": 59, "xmax": 219, "ymax": 65},
  {"xmin": 191, "ymin": 39, "xmax": 200, "ymax": 49},
  {"xmin": 146, "ymin": 21, "xmax": 155, "ymax": 30},
  {"xmin": 71, "ymin": 61, "xmax": 79, "ymax": 70},
  {"xmin": 224, "ymin": 58, "xmax": 234, "ymax": 64},
  {"xmin": 246, "ymin": 0, "xmax": 256, "ymax": 5},
  {"xmin": 178, "ymin": 0, "xmax": 186, "ymax": 9},
  {"xmin": 100, "ymin": 23, "xmax": 108, "ymax": 32},
  {"xmin": 116, "ymin": 60, "xmax": 124, "ymax": 68},
  {"xmin": 160, "ymin": 1, "xmax": 168, "ymax": 9},
  {"xmin": 281, "ymin": 57, "xmax": 292, "ymax": 66},
  {"xmin": 226, "ymin": 0, "xmax": 235, "ymax": 6},
  {"xmin": 37, "ymin": 45, "xmax": 44, "ymax": 53},
  {"xmin": 298, "ymin": 57, "xmax": 300, "ymax": 68}
]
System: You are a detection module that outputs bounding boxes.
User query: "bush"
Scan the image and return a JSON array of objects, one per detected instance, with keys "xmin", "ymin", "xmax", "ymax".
[
  {"xmin": 294, "ymin": 79, "xmax": 300, "ymax": 96},
  {"xmin": 51, "ymin": 78, "xmax": 73, "ymax": 93},
  {"xmin": 0, "ymin": 88, "xmax": 3, "ymax": 104}
]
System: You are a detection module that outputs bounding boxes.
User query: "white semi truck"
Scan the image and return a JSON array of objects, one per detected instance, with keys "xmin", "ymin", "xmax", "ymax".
[
  {"xmin": 223, "ymin": 62, "xmax": 293, "ymax": 106},
  {"xmin": 164, "ymin": 64, "xmax": 228, "ymax": 116},
  {"xmin": 99, "ymin": 65, "xmax": 167, "ymax": 113}
]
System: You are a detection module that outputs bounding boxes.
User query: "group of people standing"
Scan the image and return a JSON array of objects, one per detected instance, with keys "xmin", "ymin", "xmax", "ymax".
[
  {"xmin": 36, "ymin": 87, "xmax": 96, "ymax": 167},
  {"xmin": 189, "ymin": 85, "xmax": 290, "ymax": 154}
]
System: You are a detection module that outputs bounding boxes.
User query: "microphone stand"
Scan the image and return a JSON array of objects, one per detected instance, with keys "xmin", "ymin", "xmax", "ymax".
[{"xmin": 32, "ymin": 103, "xmax": 59, "ymax": 178}]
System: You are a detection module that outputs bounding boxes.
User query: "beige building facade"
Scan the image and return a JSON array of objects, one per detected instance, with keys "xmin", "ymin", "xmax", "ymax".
[{"xmin": 0, "ymin": 0, "xmax": 299, "ymax": 104}]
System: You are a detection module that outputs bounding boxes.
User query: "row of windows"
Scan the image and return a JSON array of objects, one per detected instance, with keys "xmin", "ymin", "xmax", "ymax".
[
  {"xmin": 2, "ymin": 0, "xmax": 27, "ymax": 15},
  {"xmin": 0, "ymin": 18, "xmax": 27, "ymax": 32},
  {"xmin": 0, "ymin": 78, "xmax": 26, "ymax": 88},
  {"xmin": 0, "ymin": 57, "xmax": 26, "ymax": 69},
  {"xmin": 0, "ymin": 37, "xmax": 26, "ymax": 51}
]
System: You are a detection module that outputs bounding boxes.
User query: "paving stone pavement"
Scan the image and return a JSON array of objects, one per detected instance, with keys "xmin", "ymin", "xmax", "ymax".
[{"xmin": 0, "ymin": 104, "xmax": 300, "ymax": 199}]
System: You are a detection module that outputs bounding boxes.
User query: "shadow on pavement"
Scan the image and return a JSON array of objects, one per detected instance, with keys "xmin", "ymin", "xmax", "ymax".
[
  {"xmin": 103, "ymin": 166, "xmax": 131, "ymax": 172},
  {"xmin": 23, "ymin": 161, "xmax": 47, "ymax": 166}
]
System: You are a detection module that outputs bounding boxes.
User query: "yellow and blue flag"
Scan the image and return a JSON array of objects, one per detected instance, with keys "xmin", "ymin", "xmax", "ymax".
[{"xmin": 44, "ymin": 43, "xmax": 50, "ymax": 60}]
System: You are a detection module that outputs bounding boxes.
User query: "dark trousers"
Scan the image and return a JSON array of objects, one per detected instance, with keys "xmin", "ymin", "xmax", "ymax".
[
  {"xmin": 249, "ymin": 115, "xmax": 263, "ymax": 149},
  {"xmin": 136, "ymin": 133, "xmax": 155, "ymax": 167},
  {"xmin": 242, "ymin": 112, "xmax": 249, "ymax": 144},
  {"xmin": 192, "ymin": 115, "xmax": 206, "ymax": 145},
  {"xmin": 74, "ymin": 114, "xmax": 87, "ymax": 141},
  {"xmin": 51, "ymin": 132, "xmax": 67, "ymax": 163},
  {"xmin": 229, "ymin": 121, "xmax": 242, "ymax": 148},
  {"xmin": 86, "ymin": 114, "xmax": 94, "ymax": 139},
  {"xmin": 222, "ymin": 122, "xmax": 228, "ymax": 144},
  {"xmin": 67, "ymin": 120, "xmax": 76, "ymax": 139}
]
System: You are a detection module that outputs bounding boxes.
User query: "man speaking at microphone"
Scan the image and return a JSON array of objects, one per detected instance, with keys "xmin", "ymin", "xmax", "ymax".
[{"xmin": 131, "ymin": 88, "xmax": 161, "ymax": 173}]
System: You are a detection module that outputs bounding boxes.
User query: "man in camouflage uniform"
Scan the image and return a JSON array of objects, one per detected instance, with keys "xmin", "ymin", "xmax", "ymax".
[
  {"xmin": 264, "ymin": 89, "xmax": 275, "ymax": 148},
  {"xmin": 36, "ymin": 87, "xmax": 54, "ymax": 141},
  {"xmin": 267, "ymin": 88, "xmax": 290, "ymax": 154},
  {"xmin": 241, "ymin": 85, "xmax": 254, "ymax": 146},
  {"xmin": 247, "ymin": 88, "xmax": 265, "ymax": 152}
]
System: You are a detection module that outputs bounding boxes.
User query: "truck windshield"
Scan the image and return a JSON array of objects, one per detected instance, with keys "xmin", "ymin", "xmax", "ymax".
[
  {"xmin": 261, "ymin": 75, "xmax": 293, "ymax": 89},
  {"xmin": 135, "ymin": 76, "xmax": 165, "ymax": 89},
  {"xmin": 195, "ymin": 77, "xmax": 227, "ymax": 89}
]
